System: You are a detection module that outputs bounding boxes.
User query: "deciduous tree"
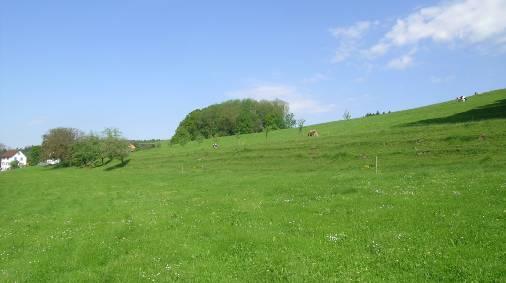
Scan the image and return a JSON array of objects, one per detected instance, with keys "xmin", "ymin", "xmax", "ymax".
[
  {"xmin": 41, "ymin": 128, "xmax": 82, "ymax": 166},
  {"xmin": 102, "ymin": 128, "xmax": 130, "ymax": 164},
  {"xmin": 72, "ymin": 134, "xmax": 101, "ymax": 167},
  {"xmin": 297, "ymin": 119, "xmax": 306, "ymax": 135}
]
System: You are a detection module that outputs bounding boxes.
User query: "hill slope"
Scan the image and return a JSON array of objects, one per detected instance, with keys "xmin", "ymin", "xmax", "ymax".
[{"xmin": 1, "ymin": 89, "xmax": 505, "ymax": 281}]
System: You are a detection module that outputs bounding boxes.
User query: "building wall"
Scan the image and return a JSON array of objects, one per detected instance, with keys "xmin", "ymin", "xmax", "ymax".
[{"xmin": 0, "ymin": 152, "xmax": 27, "ymax": 171}]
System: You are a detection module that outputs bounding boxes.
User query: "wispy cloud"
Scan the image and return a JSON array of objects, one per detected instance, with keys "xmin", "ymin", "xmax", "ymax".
[
  {"xmin": 330, "ymin": 21, "xmax": 377, "ymax": 63},
  {"xmin": 387, "ymin": 49, "xmax": 417, "ymax": 70},
  {"xmin": 227, "ymin": 85, "xmax": 335, "ymax": 114},
  {"xmin": 368, "ymin": 0, "xmax": 506, "ymax": 58},
  {"xmin": 330, "ymin": 21, "xmax": 372, "ymax": 39},
  {"xmin": 387, "ymin": 54, "xmax": 414, "ymax": 70}
]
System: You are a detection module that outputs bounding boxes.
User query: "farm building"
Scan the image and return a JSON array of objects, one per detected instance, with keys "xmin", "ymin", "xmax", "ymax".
[{"xmin": 1, "ymin": 150, "xmax": 27, "ymax": 171}]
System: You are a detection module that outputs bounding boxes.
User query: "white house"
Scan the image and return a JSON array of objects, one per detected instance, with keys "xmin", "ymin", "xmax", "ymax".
[{"xmin": 1, "ymin": 150, "xmax": 27, "ymax": 171}]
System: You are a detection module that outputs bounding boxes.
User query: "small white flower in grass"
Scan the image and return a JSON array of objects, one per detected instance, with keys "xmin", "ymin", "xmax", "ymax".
[
  {"xmin": 326, "ymin": 232, "xmax": 347, "ymax": 242},
  {"xmin": 327, "ymin": 234, "xmax": 338, "ymax": 241}
]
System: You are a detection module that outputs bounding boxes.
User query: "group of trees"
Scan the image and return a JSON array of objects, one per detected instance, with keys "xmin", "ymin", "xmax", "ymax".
[
  {"xmin": 23, "ymin": 145, "xmax": 42, "ymax": 165},
  {"xmin": 365, "ymin": 111, "xmax": 391, "ymax": 117},
  {"xmin": 41, "ymin": 127, "xmax": 130, "ymax": 167},
  {"xmin": 171, "ymin": 99, "xmax": 296, "ymax": 145}
]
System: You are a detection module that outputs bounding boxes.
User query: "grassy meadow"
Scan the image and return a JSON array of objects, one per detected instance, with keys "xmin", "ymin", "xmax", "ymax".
[{"xmin": 1, "ymin": 89, "xmax": 505, "ymax": 281}]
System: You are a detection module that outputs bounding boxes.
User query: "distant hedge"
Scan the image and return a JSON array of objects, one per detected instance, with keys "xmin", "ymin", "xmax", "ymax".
[
  {"xmin": 134, "ymin": 143, "xmax": 159, "ymax": 150},
  {"xmin": 171, "ymin": 99, "xmax": 296, "ymax": 144}
]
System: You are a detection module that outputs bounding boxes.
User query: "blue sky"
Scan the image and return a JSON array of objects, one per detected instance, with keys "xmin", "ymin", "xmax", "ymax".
[{"xmin": 1, "ymin": 0, "xmax": 505, "ymax": 148}]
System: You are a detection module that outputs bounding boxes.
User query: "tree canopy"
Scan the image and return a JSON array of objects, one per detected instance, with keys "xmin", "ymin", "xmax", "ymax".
[
  {"xmin": 41, "ymin": 127, "xmax": 83, "ymax": 166},
  {"xmin": 23, "ymin": 145, "xmax": 42, "ymax": 165},
  {"xmin": 171, "ymin": 99, "xmax": 296, "ymax": 144},
  {"xmin": 41, "ymin": 127, "xmax": 129, "ymax": 167}
]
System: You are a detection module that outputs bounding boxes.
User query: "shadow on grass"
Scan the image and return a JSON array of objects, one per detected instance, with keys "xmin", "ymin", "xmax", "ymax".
[
  {"xmin": 404, "ymin": 98, "xmax": 506, "ymax": 126},
  {"xmin": 94, "ymin": 159, "xmax": 112, "ymax": 168},
  {"xmin": 104, "ymin": 159, "xmax": 130, "ymax": 171}
]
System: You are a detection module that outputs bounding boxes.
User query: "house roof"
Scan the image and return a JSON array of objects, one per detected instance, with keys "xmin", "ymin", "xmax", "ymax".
[{"xmin": 1, "ymin": 150, "xmax": 18, "ymax": 159}]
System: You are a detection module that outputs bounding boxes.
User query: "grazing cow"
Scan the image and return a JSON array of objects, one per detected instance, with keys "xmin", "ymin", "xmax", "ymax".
[
  {"xmin": 456, "ymin": 96, "xmax": 467, "ymax": 102},
  {"xmin": 308, "ymin": 129, "xmax": 319, "ymax": 137}
]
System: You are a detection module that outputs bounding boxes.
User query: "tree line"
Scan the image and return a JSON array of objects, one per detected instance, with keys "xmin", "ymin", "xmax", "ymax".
[
  {"xmin": 41, "ymin": 127, "xmax": 130, "ymax": 167},
  {"xmin": 171, "ymin": 99, "xmax": 296, "ymax": 145},
  {"xmin": 364, "ymin": 111, "xmax": 391, "ymax": 117}
]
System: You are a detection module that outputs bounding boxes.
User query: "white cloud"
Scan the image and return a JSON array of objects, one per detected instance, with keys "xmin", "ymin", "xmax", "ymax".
[
  {"xmin": 387, "ymin": 54, "xmax": 414, "ymax": 70},
  {"xmin": 369, "ymin": 0, "xmax": 506, "ymax": 56},
  {"xmin": 331, "ymin": 21, "xmax": 372, "ymax": 39},
  {"xmin": 333, "ymin": 43, "xmax": 354, "ymax": 63},
  {"xmin": 330, "ymin": 21, "xmax": 376, "ymax": 63},
  {"xmin": 366, "ymin": 42, "xmax": 390, "ymax": 58},
  {"xmin": 227, "ymin": 85, "xmax": 335, "ymax": 114},
  {"xmin": 387, "ymin": 49, "xmax": 416, "ymax": 70}
]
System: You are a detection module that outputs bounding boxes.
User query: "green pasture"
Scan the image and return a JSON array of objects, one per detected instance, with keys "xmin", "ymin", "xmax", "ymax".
[{"xmin": 1, "ymin": 89, "xmax": 505, "ymax": 281}]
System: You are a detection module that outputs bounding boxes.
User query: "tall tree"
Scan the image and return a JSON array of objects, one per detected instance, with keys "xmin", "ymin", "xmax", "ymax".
[
  {"xmin": 285, "ymin": 112, "xmax": 296, "ymax": 128},
  {"xmin": 343, "ymin": 110, "xmax": 351, "ymax": 120},
  {"xmin": 297, "ymin": 119, "xmax": 305, "ymax": 135},
  {"xmin": 102, "ymin": 128, "xmax": 130, "ymax": 164},
  {"xmin": 41, "ymin": 128, "xmax": 82, "ymax": 166},
  {"xmin": 72, "ymin": 134, "xmax": 101, "ymax": 167},
  {"xmin": 24, "ymin": 145, "xmax": 42, "ymax": 165},
  {"xmin": 171, "ymin": 127, "xmax": 191, "ymax": 146}
]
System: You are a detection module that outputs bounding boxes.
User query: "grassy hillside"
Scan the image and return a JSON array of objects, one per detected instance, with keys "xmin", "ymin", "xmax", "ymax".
[{"xmin": 1, "ymin": 89, "xmax": 505, "ymax": 282}]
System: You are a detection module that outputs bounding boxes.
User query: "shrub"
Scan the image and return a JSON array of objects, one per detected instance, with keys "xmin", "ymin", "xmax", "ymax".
[{"xmin": 10, "ymin": 160, "xmax": 19, "ymax": 169}]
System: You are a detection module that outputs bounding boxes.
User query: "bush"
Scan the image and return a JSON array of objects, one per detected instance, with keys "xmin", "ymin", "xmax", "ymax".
[
  {"xmin": 135, "ymin": 143, "xmax": 157, "ymax": 150},
  {"xmin": 10, "ymin": 160, "xmax": 19, "ymax": 169}
]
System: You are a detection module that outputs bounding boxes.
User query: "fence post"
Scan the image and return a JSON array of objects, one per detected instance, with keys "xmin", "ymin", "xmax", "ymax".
[{"xmin": 375, "ymin": 156, "xmax": 378, "ymax": 174}]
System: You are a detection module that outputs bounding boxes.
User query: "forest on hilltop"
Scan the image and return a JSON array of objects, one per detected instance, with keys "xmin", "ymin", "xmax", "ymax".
[{"xmin": 171, "ymin": 99, "xmax": 296, "ymax": 144}]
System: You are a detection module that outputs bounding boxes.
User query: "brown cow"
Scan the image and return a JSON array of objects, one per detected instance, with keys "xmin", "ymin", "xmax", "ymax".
[{"xmin": 308, "ymin": 129, "xmax": 319, "ymax": 137}]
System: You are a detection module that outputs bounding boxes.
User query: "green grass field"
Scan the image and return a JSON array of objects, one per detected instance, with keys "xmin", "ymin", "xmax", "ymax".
[{"xmin": 1, "ymin": 89, "xmax": 505, "ymax": 282}]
